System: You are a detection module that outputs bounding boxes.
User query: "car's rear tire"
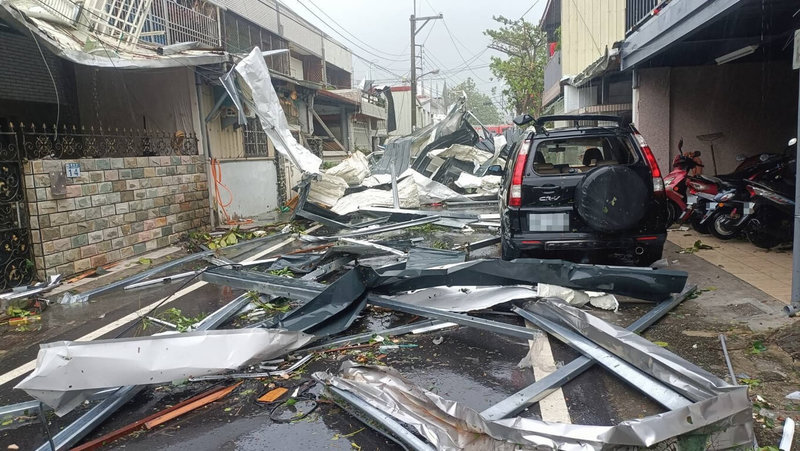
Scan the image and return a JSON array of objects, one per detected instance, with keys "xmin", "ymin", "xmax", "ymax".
[
  {"xmin": 575, "ymin": 166, "xmax": 649, "ymax": 233},
  {"xmin": 635, "ymin": 244, "xmax": 663, "ymax": 267}
]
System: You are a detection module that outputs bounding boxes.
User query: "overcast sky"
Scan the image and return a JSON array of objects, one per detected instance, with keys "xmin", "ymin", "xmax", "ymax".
[{"xmin": 279, "ymin": 0, "xmax": 547, "ymax": 111}]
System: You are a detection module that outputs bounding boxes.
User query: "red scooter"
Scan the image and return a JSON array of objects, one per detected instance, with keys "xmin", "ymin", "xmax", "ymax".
[{"xmin": 663, "ymin": 139, "xmax": 703, "ymax": 225}]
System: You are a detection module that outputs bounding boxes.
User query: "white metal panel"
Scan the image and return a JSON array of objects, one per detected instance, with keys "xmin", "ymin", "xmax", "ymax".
[
  {"xmin": 323, "ymin": 37, "xmax": 353, "ymax": 73},
  {"xmin": 290, "ymin": 56, "xmax": 305, "ymax": 80}
]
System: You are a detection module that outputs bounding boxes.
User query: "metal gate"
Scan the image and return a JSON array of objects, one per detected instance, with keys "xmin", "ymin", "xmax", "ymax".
[{"xmin": 0, "ymin": 127, "xmax": 34, "ymax": 289}]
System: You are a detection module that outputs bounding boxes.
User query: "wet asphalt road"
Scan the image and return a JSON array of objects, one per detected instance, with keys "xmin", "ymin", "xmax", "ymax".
[{"xmin": 0, "ymin": 229, "xmax": 669, "ymax": 450}]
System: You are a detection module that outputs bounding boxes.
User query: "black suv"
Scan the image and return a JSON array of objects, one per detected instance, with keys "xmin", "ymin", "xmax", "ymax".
[{"xmin": 494, "ymin": 114, "xmax": 669, "ymax": 265}]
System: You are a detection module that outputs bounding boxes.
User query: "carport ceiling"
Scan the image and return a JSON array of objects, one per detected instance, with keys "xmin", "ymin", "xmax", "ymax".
[{"xmin": 638, "ymin": 0, "xmax": 799, "ymax": 68}]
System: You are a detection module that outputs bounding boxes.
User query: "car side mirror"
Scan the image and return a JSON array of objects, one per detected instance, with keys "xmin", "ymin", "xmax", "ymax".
[
  {"xmin": 486, "ymin": 164, "xmax": 504, "ymax": 176},
  {"xmin": 512, "ymin": 114, "xmax": 534, "ymax": 126}
]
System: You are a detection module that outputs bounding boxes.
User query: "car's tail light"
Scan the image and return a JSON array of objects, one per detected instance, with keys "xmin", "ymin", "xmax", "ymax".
[
  {"xmin": 633, "ymin": 131, "xmax": 664, "ymax": 196},
  {"xmin": 508, "ymin": 139, "xmax": 531, "ymax": 207}
]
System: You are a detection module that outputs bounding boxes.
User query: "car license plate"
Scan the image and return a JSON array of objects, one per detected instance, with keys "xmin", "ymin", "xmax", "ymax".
[{"xmin": 529, "ymin": 213, "xmax": 569, "ymax": 232}]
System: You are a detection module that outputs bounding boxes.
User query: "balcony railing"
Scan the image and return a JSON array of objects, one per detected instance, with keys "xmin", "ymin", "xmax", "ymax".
[
  {"xmin": 626, "ymin": 0, "xmax": 663, "ymax": 34},
  {"xmin": 3, "ymin": 123, "xmax": 199, "ymax": 159},
  {"xmin": 140, "ymin": 0, "xmax": 220, "ymax": 47},
  {"xmin": 83, "ymin": 0, "xmax": 155, "ymax": 48}
]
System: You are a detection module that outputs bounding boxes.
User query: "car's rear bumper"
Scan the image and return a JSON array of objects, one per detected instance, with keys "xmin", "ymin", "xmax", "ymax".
[{"xmin": 510, "ymin": 233, "xmax": 666, "ymax": 251}]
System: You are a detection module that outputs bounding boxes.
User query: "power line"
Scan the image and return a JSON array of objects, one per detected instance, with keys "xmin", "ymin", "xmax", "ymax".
[
  {"xmin": 305, "ymin": 0, "xmax": 408, "ymax": 58},
  {"xmin": 569, "ymin": 0, "xmax": 602, "ymax": 56},
  {"xmin": 441, "ymin": 19, "xmax": 489, "ymax": 83},
  {"xmin": 290, "ymin": 0, "xmax": 408, "ymax": 63},
  {"xmin": 520, "ymin": 0, "xmax": 543, "ymax": 20}
]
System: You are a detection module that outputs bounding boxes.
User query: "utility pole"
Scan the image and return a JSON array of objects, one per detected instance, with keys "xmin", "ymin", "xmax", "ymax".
[{"xmin": 410, "ymin": 2, "xmax": 442, "ymax": 130}]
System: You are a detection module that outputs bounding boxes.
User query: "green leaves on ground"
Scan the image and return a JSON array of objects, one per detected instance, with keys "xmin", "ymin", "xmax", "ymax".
[
  {"xmin": 678, "ymin": 240, "xmax": 714, "ymax": 254},
  {"xmin": 190, "ymin": 227, "xmax": 257, "ymax": 250},
  {"xmin": 739, "ymin": 378, "xmax": 761, "ymax": 388},
  {"xmin": 145, "ymin": 307, "xmax": 206, "ymax": 332},
  {"xmin": 750, "ymin": 340, "xmax": 767, "ymax": 354},
  {"xmin": 268, "ymin": 267, "xmax": 294, "ymax": 277}
]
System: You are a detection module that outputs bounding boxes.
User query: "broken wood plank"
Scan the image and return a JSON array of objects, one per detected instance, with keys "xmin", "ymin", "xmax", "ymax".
[
  {"xmin": 70, "ymin": 384, "xmax": 233, "ymax": 450},
  {"xmin": 257, "ymin": 387, "xmax": 288, "ymax": 403},
  {"xmin": 311, "ymin": 109, "xmax": 347, "ymax": 153},
  {"xmin": 143, "ymin": 381, "xmax": 242, "ymax": 430}
]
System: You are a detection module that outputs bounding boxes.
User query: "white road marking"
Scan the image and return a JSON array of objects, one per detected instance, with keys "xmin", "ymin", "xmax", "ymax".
[
  {"xmin": 0, "ymin": 232, "xmax": 304, "ymax": 387},
  {"xmin": 527, "ymin": 324, "xmax": 571, "ymax": 423}
]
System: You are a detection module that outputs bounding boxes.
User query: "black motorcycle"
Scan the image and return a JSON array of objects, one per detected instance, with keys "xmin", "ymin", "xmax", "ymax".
[
  {"xmin": 744, "ymin": 179, "xmax": 795, "ymax": 249},
  {"xmin": 702, "ymin": 138, "xmax": 796, "ymax": 240}
]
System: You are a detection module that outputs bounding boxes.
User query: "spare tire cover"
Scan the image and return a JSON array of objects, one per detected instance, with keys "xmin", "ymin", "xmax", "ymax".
[{"xmin": 575, "ymin": 165, "xmax": 648, "ymax": 233}]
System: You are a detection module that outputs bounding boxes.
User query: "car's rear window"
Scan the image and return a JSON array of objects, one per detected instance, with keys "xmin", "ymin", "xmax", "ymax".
[{"xmin": 531, "ymin": 135, "xmax": 637, "ymax": 175}]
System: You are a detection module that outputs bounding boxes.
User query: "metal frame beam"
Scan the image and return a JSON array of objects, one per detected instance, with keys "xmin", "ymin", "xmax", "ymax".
[
  {"xmin": 35, "ymin": 291, "xmax": 255, "ymax": 450},
  {"xmin": 513, "ymin": 307, "xmax": 692, "ymax": 410},
  {"xmin": 367, "ymin": 295, "xmax": 692, "ymax": 410},
  {"xmin": 481, "ymin": 286, "xmax": 696, "ymax": 420}
]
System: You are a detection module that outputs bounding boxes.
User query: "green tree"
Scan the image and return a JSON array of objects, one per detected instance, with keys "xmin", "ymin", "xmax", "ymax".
[
  {"xmin": 484, "ymin": 16, "xmax": 548, "ymax": 116},
  {"xmin": 449, "ymin": 78, "xmax": 502, "ymax": 125}
]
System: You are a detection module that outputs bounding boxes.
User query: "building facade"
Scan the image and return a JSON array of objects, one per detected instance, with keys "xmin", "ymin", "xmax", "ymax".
[
  {"xmin": 540, "ymin": 0, "xmax": 633, "ymax": 120},
  {"xmin": 0, "ymin": 0, "xmax": 385, "ymax": 282}
]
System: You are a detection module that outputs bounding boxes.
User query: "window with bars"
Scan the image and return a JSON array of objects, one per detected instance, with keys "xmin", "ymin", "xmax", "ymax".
[
  {"xmin": 243, "ymin": 118, "xmax": 270, "ymax": 157},
  {"xmin": 223, "ymin": 13, "xmax": 289, "ymax": 75}
]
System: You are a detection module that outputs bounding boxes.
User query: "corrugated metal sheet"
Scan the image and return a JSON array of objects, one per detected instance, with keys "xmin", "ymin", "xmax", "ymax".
[
  {"xmin": 201, "ymin": 87, "xmax": 247, "ymax": 159},
  {"xmin": 561, "ymin": 0, "xmax": 625, "ymax": 76}
]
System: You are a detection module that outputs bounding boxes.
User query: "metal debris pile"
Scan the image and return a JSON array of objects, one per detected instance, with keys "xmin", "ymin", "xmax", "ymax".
[
  {"xmin": 299, "ymin": 95, "xmax": 521, "ymax": 228},
  {"xmin": 0, "ymin": 46, "xmax": 759, "ymax": 451},
  {"xmin": 0, "ymin": 211, "xmax": 758, "ymax": 450}
]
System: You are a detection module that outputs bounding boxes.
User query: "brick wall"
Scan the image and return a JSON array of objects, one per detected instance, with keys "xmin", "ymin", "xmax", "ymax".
[{"xmin": 24, "ymin": 156, "xmax": 210, "ymax": 279}]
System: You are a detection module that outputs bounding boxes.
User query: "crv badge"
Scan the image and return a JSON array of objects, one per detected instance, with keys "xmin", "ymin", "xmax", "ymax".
[{"xmin": 539, "ymin": 195, "xmax": 561, "ymax": 202}]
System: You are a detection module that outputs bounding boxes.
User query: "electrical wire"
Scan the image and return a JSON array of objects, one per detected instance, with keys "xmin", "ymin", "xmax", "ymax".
[
  {"xmin": 28, "ymin": 27, "xmax": 60, "ymax": 139},
  {"xmin": 305, "ymin": 0, "xmax": 408, "ymax": 58},
  {"xmin": 290, "ymin": 0, "xmax": 408, "ymax": 63},
  {"xmin": 441, "ymin": 19, "xmax": 489, "ymax": 83},
  {"xmin": 519, "ymin": 0, "xmax": 543, "ymax": 20},
  {"xmin": 569, "ymin": 0, "xmax": 603, "ymax": 57}
]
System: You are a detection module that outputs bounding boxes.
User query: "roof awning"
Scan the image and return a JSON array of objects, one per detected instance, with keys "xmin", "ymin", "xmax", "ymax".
[
  {"xmin": 0, "ymin": 0, "xmax": 229, "ymax": 69},
  {"xmin": 571, "ymin": 47, "xmax": 620, "ymax": 87},
  {"xmin": 620, "ymin": 0, "xmax": 745, "ymax": 70}
]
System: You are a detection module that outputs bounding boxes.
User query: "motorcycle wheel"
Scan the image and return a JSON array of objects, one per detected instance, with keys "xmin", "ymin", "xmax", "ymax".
[
  {"xmin": 690, "ymin": 216, "xmax": 710, "ymax": 234},
  {"xmin": 709, "ymin": 212, "xmax": 740, "ymax": 240},
  {"xmin": 747, "ymin": 230, "xmax": 781, "ymax": 249}
]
